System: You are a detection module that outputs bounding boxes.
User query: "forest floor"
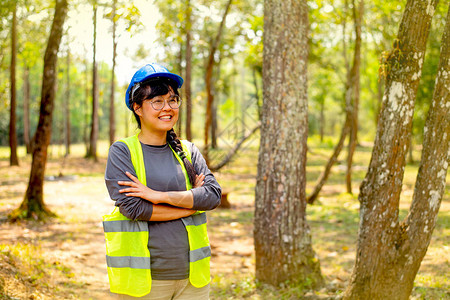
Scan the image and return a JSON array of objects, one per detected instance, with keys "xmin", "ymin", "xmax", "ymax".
[{"xmin": 0, "ymin": 141, "xmax": 448, "ymax": 300}]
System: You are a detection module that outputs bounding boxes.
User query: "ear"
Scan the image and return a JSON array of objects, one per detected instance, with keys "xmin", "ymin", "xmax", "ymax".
[{"xmin": 133, "ymin": 103, "xmax": 143, "ymax": 117}]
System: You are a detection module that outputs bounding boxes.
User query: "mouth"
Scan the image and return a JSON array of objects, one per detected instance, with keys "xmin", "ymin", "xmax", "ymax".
[{"xmin": 158, "ymin": 115, "xmax": 173, "ymax": 121}]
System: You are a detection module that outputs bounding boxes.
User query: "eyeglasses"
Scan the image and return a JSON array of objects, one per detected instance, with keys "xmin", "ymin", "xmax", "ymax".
[{"xmin": 147, "ymin": 95, "xmax": 182, "ymax": 110}]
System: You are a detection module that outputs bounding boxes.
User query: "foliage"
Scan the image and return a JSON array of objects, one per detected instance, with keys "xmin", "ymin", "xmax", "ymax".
[{"xmin": 0, "ymin": 0, "xmax": 444, "ymax": 150}]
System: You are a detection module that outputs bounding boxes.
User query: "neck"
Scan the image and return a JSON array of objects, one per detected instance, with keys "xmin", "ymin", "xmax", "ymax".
[{"xmin": 138, "ymin": 128, "xmax": 167, "ymax": 145}]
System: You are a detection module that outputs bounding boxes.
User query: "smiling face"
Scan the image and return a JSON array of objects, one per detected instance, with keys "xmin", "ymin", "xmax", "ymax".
[{"xmin": 133, "ymin": 89, "xmax": 179, "ymax": 135}]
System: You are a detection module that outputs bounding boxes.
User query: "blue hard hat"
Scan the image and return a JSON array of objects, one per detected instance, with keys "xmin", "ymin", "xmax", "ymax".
[{"xmin": 125, "ymin": 63, "xmax": 184, "ymax": 110}]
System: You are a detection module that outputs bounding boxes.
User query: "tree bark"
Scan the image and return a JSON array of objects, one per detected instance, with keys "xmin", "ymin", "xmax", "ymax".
[
  {"xmin": 346, "ymin": 0, "xmax": 363, "ymax": 194},
  {"xmin": 185, "ymin": 0, "xmax": 192, "ymax": 140},
  {"xmin": 109, "ymin": 0, "xmax": 117, "ymax": 146},
  {"xmin": 400, "ymin": 6, "xmax": 450, "ymax": 294},
  {"xmin": 254, "ymin": 0, "xmax": 323, "ymax": 287},
  {"xmin": 11, "ymin": 0, "xmax": 68, "ymax": 220},
  {"xmin": 9, "ymin": 2, "xmax": 19, "ymax": 166},
  {"xmin": 204, "ymin": 0, "xmax": 232, "ymax": 164},
  {"xmin": 24, "ymin": 65, "xmax": 31, "ymax": 154},
  {"xmin": 343, "ymin": 0, "xmax": 440, "ymax": 298},
  {"xmin": 88, "ymin": 3, "xmax": 99, "ymax": 161}
]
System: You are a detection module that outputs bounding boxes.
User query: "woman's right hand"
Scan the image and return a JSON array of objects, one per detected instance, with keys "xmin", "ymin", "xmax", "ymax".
[{"xmin": 194, "ymin": 173, "xmax": 205, "ymax": 188}]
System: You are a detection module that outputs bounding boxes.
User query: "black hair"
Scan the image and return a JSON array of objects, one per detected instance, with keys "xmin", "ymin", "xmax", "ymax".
[{"xmin": 129, "ymin": 78, "xmax": 197, "ymax": 186}]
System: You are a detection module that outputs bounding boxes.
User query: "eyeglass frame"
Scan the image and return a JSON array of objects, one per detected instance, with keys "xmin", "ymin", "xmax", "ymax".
[{"xmin": 145, "ymin": 95, "xmax": 182, "ymax": 111}]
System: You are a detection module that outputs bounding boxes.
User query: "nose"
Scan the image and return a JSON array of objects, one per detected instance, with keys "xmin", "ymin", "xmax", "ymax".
[{"xmin": 161, "ymin": 99, "xmax": 172, "ymax": 111}]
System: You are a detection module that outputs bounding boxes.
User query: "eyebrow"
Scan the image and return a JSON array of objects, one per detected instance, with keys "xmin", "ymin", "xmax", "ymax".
[{"xmin": 150, "ymin": 95, "xmax": 178, "ymax": 101}]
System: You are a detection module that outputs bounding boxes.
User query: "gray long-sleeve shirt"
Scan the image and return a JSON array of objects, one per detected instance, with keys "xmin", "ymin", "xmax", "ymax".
[{"xmin": 105, "ymin": 140, "xmax": 221, "ymax": 280}]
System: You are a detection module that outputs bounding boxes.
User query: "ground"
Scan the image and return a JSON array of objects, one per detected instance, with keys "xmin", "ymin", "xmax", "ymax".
[{"xmin": 0, "ymin": 142, "xmax": 448, "ymax": 299}]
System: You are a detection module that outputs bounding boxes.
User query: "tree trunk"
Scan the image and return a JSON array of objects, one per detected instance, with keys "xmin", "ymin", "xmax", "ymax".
[
  {"xmin": 204, "ymin": 0, "xmax": 232, "ymax": 164},
  {"xmin": 10, "ymin": 0, "xmax": 68, "ymax": 221},
  {"xmin": 343, "ymin": 0, "xmax": 439, "ymax": 298},
  {"xmin": 319, "ymin": 98, "xmax": 324, "ymax": 143},
  {"xmin": 252, "ymin": 68, "xmax": 262, "ymax": 121},
  {"xmin": 110, "ymin": 0, "xmax": 117, "ymax": 146},
  {"xmin": 84, "ymin": 57, "xmax": 90, "ymax": 154},
  {"xmin": 88, "ymin": 3, "xmax": 99, "ymax": 161},
  {"xmin": 9, "ymin": 2, "xmax": 19, "ymax": 166},
  {"xmin": 240, "ymin": 67, "xmax": 246, "ymax": 139},
  {"xmin": 185, "ymin": 0, "xmax": 192, "ymax": 140},
  {"xmin": 177, "ymin": 43, "xmax": 183, "ymax": 136},
  {"xmin": 211, "ymin": 59, "xmax": 222, "ymax": 149},
  {"xmin": 24, "ymin": 65, "xmax": 31, "ymax": 154},
  {"xmin": 211, "ymin": 98, "xmax": 218, "ymax": 149},
  {"xmin": 346, "ymin": 0, "xmax": 363, "ymax": 194},
  {"xmin": 400, "ymin": 6, "xmax": 450, "ymax": 294},
  {"xmin": 65, "ymin": 47, "xmax": 71, "ymax": 156},
  {"xmin": 254, "ymin": 0, "xmax": 323, "ymax": 287}
]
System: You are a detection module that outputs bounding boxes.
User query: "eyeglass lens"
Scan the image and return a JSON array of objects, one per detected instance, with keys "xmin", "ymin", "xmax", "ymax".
[{"xmin": 150, "ymin": 96, "xmax": 181, "ymax": 110}]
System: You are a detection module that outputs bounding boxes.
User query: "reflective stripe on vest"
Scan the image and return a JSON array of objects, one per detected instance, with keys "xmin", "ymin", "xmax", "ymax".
[{"xmin": 103, "ymin": 134, "xmax": 211, "ymax": 297}]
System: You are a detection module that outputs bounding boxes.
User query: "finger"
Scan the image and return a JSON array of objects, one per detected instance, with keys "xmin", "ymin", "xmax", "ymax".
[
  {"xmin": 118, "ymin": 181, "xmax": 135, "ymax": 186},
  {"xmin": 125, "ymin": 193, "xmax": 141, "ymax": 197},
  {"xmin": 125, "ymin": 171, "xmax": 140, "ymax": 183},
  {"xmin": 119, "ymin": 188, "xmax": 138, "ymax": 193}
]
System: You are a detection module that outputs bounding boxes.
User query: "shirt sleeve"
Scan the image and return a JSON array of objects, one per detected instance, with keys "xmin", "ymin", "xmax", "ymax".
[
  {"xmin": 188, "ymin": 142, "xmax": 222, "ymax": 210},
  {"xmin": 105, "ymin": 141, "xmax": 153, "ymax": 221}
]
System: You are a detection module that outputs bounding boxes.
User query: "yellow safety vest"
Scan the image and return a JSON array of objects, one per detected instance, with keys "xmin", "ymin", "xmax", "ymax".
[{"xmin": 103, "ymin": 134, "xmax": 211, "ymax": 297}]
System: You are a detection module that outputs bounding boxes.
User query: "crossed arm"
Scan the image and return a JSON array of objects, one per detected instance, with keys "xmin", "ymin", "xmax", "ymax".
[{"xmin": 118, "ymin": 171, "xmax": 206, "ymax": 221}]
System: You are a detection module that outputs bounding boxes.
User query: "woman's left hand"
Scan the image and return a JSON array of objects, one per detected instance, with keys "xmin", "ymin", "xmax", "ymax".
[{"xmin": 118, "ymin": 171, "xmax": 160, "ymax": 203}]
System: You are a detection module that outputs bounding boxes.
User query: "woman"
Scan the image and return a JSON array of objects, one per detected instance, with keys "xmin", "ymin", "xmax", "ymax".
[{"xmin": 104, "ymin": 63, "xmax": 221, "ymax": 299}]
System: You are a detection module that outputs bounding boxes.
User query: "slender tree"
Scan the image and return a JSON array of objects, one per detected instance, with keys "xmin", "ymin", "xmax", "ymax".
[
  {"xmin": 109, "ymin": 0, "xmax": 117, "ymax": 145},
  {"xmin": 9, "ymin": 1, "xmax": 19, "ymax": 166},
  {"xmin": 23, "ymin": 64, "xmax": 31, "ymax": 154},
  {"xmin": 65, "ymin": 43, "xmax": 71, "ymax": 156},
  {"xmin": 185, "ymin": 0, "xmax": 193, "ymax": 140},
  {"xmin": 204, "ymin": 0, "xmax": 232, "ymax": 164},
  {"xmin": 343, "ymin": 0, "xmax": 442, "ymax": 298},
  {"xmin": 254, "ymin": 0, "xmax": 323, "ymax": 287},
  {"xmin": 87, "ymin": 2, "xmax": 99, "ymax": 161},
  {"xmin": 346, "ymin": 0, "xmax": 363, "ymax": 193},
  {"xmin": 10, "ymin": 0, "xmax": 69, "ymax": 220}
]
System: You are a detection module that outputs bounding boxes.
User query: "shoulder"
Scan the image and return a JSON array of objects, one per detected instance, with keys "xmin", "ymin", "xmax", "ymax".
[
  {"xmin": 179, "ymin": 140, "xmax": 206, "ymax": 166},
  {"xmin": 108, "ymin": 141, "xmax": 131, "ymax": 158},
  {"xmin": 179, "ymin": 140, "xmax": 200, "ymax": 156}
]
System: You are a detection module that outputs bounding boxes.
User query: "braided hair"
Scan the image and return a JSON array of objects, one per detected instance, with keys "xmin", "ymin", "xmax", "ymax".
[
  {"xmin": 129, "ymin": 78, "xmax": 197, "ymax": 187},
  {"xmin": 166, "ymin": 129, "xmax": 197, "ymax": 186}
]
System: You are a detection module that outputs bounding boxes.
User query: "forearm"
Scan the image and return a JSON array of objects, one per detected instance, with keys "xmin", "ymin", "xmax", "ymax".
[
  {"xmin": 152, "ymin": 190, "xmax": 194, "ymax": 209},
  {"xmin": 149, "ymin": 204, "xmax": 196, "ymax": 221}
]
